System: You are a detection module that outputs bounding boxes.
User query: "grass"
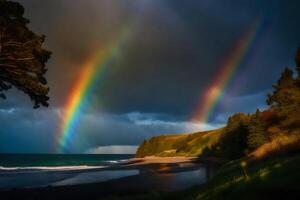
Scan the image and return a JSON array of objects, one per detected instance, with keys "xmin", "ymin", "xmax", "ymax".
[
  {"xmin": 136, "ymin": 128, "xmax": 225, "ymax": 157},
  {"xmin": 192, "ymin": 153, "xmax": 300, "ymax": 200},
  {"xmin": 250, "ymin": 134, "xmax": 300, "ymax": 159}
]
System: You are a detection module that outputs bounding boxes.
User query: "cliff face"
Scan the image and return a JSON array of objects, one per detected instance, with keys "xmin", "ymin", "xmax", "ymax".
[{"xmin": 135, "ymin": 128, "xmax": 224, "ymax": 158}]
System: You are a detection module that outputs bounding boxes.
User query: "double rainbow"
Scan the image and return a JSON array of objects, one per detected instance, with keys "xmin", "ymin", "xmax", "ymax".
[
  {"xmin": 191, "ymin": 19, "xmax": 263, "ymax": 124},
  {"xmin": 58, "ymin": 17, "xmax": 264, "ymax": 151}
]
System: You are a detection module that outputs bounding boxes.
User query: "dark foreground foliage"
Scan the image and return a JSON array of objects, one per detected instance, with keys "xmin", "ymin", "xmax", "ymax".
[{"xmin": 0, "ymin": 0, "xmax": 51, "ymax": 108}]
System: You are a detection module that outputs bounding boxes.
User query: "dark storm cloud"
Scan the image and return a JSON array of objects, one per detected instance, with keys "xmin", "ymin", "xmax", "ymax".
[
  {"xmin": 92, "ymin": 0, "xmax": 300, "ymax": 116},
  {"xmin": 14, "ymin": 0, "xmax": 300, "ymax": 116},
  {"xmin": 18, "ymin": 0, "xmax": 139, "ymax": 105},
  {"xmin": 1, "ymin": 0, "xmax": 300, "ymax": 153},
  {"xmin": 0, "ymin": 106, "xmax": 59, "ymax": 153}
]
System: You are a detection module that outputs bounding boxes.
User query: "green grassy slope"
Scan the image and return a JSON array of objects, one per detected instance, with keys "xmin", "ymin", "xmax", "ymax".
[{"xmin": 135, "ymin": 128, "xmax": 224, "ymax": 157}]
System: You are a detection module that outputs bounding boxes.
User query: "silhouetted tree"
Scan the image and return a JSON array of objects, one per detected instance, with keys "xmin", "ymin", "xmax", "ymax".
[
  {"xmin": 247, "ymin": 109, "xmax": 268, "ymax": 150},
  {"xmin": 267, "ymin": 58, "xmax": 300, "ymax": 129},
  {"xmin": 296, "ymin": 48, "xmax": 300, "ymax": 75},
  {"xmin": 0, "ymin": 0, "xmax": 51, "ymax": 108},
  {"xmin": 226, "ymin": 113, "xmax": 250, "ymax": 132},
  {"xmin": 202, "ymin": 113, "xmax": 250, "ymax": 159},
  {"xmin": 295, "ymin": 48, "xmax": 300, "ymax": 89}
]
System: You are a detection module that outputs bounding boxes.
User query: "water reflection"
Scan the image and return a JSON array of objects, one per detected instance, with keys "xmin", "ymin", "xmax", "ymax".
[{"xmin": 136, "ymin": 163, "xmax": 215, "ymax": 192}]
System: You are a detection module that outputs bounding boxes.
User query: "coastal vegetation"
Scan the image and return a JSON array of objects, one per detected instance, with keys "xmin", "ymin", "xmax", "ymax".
[
  {"xmin": 137, "ymin": 49, "xmax": 300, "ymax": 160},
  {"xmin": 136, "ymin": 128, "xmax": 225, "ymax": 158},
  {"xmin": 133, "ymin": 49, "xmax": 300, "ymax": 199}
]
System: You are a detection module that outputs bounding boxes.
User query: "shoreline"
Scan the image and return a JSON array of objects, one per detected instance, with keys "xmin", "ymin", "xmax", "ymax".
[
  {"xmin": 127, "ymin": 156, "xmax": 198, "ymax": 163},
  {"xmin": 0, "ymin": 156, "xmax": 213, "ymax": 200},
  {"xmin": 121, "ymin": 156, "xmax": 199, "ymax": 167}
]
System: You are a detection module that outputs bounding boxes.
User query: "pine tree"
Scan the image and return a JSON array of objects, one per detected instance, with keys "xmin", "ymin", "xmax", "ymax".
[
  {"xmin": 295, "ymin": 48, "xmax": 300, "ymax": 87},
  {"xmin": 296, "ymin": 48, "xmax": 300, "ymax": 76},
  {"xmin": 267, "ymin": 62, "xmax": 300, "ymax": 129},
  {"xmin": 267, "ymin": 68, "xmax": 294, "ymax": 105},
  {"xmin": 247, "ymin": 110, "xmax": 268, "ymax": 150}
]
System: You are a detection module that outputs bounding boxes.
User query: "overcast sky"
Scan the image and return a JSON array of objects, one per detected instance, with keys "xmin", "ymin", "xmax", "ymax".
[{"xmin": 0, "ymin": 0, "xmax": 300, "ymax": 153}]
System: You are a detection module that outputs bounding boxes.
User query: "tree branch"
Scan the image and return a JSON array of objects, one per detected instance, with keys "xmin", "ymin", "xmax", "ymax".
[
  {"xmin": 3, "ymin": 40, "xmax": 36, "ymax": 47},
  {"xmin": 0, "ymin": 57, "xmax": 34, "ymax": 61},
  {"xmin": 0, "ymin": 63, "xmax": 21, "ymax": 69}
]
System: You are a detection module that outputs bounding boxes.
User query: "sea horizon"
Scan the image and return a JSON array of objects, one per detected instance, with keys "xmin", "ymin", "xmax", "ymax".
[{"xmin": 0, "ymin": 154, "xmax": 134, "ymax": 168}]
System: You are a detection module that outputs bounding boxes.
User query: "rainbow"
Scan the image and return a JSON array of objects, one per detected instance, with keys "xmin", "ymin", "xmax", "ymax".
[
  {"xmin": 191, "ymin": 19, "xmax": 263, "ymax": 124},
  {"xmin": 57, "ymin": 27, "xmax": 132, "ymax": 152}
]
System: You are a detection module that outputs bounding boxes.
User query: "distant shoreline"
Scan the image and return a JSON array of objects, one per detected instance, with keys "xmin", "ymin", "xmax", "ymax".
[
  {"xmin": 125, "ymin": 156, "xmax": 198, "ymax": 165},
  {"xmin": 123, "ymin": 156, "xmax": 227, "ymax": 167}
]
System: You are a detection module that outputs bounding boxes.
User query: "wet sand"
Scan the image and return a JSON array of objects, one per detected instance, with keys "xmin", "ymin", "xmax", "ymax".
[{"xmin": 0, "ymin": 156, "xmax": 218, "ymax": 200}]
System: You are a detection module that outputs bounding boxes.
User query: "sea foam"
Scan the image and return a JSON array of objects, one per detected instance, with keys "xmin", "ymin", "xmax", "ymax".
[{"xmin": 0, "ymin": 165, "xmax": 106, "ymax": 172}]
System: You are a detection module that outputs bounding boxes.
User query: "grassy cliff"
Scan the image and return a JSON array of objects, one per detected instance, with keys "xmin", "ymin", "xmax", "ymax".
[{"xmin": 135, "ymin": 128, "xmax": 225, "ymax": 157}]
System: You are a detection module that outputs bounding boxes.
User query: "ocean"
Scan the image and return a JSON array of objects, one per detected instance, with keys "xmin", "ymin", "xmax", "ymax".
[
  {"xmin": 0, "ymin": 154, "xmax": 134, "ymax": 169},
  {"xmin": 0, "ymin": 154, "xmax": 137, "ymax": 189}
]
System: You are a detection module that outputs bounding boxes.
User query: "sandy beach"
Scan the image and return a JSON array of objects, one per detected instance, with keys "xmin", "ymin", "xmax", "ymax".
[
  {"xmin": 0, "ymin": 156, "xmax": 216, "ymax": 200},
  {"xmin": 125, "ymin": 156, "xmax": 198, "ymax": 165}
]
